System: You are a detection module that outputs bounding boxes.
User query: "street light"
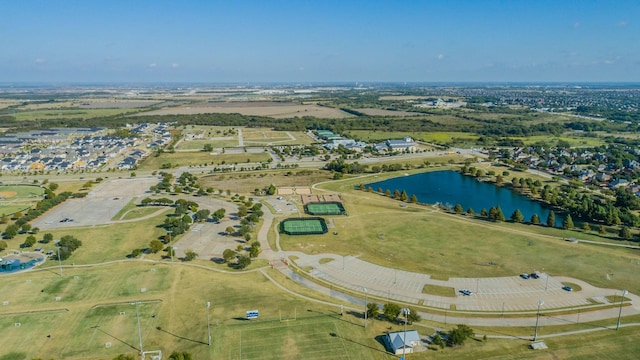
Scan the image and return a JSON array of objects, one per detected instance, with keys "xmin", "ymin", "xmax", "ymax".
[
  {"xmin": 206, "ymin": 302, "xmax": 212, "ymax": 346},
  {"xmin": 133, "ymin": 302, "xmax": 144, "ymax": 355},
  {"xmin": 55, "ymin": 242, "xmax": 63, "ymax": 277},
  {"xmin": 616, "ymin": 289, "xmax": 627, "ymax": 330},
  {"xmin": 363, "ymin": 288, "xmax": 368, "ymax": 329},
  {"xmin": 533, "ymin": 299, "xmax": 544, "ymax": 341},
  {"xmin": 402, "ymin": 308, "xmax": 410, "ymax": 360},
  {"xmin": 166, "ymin": 230, "xmax": 173, "ymax": 265}
]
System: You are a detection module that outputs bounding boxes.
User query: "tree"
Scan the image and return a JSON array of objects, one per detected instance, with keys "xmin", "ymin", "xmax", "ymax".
[
  {"xmin": 510, "ymin": 209, "xmax": 524, "ymax": 223},
  {"xmin": 447, "ymin": 324, "xmax": 475, "ymax": 347},
  {"xmin": 3, "ymin": 224, "xmax": 18, "ymax": 239},
  {"xmin": 184, "ymin": 250, "xmax": 198, "ymax": 261},
  {"xmin": 0, "ymin": 240, "xmax": 7, "ymax": 252},
  {"xmin": 400, "ymin": 190, "xmax": 408, "ymax": 202},
  {"xmin": 21, "ymin": 223, "xmax": 32, "ymax": 233},
  {"xmin": 237, "ymin": 206, "xmax": 248, "ymax": 218},
  {"xmin": 582, "ymin": 222, "xmax": 591, "ymax": 232},
  {"xmin": 530, "ymin": 213, "xmax": 540, "ymax": 224},
  {"xmin": 409, "ymin": 194, "xmax": 417, "ymax": 203},
  {"xmin": 225, "ymin": 226, "xmax": 235, "ymax": 236},
  {"xmin": 236, "ymin": 255, "xmax": 251, "ymax": 269},
  {"xmin": 432, "ymin": 334, "xmax": 445, "ymax": 348},
  {"xmin": 113, "ymin": 354, "xmax": 135, "ymax": 360},
  {"xmin": 619, "ymin": 226, "xmax": 632, "ymax": 240},
  {"xmin": 249, "ymin": 242, "xmax": 261, "ymax": 258},
  {"xmin": 149, "ymin": 239, "xmax": 164, "ymax": 253},
  {"xmin": 480, "ymin": 208, "xmax": 488, "ymax": 217},
  {"xmin": 23, "ymin": 235, "xmax": 36, "ymax": 247},
  {"xmin": 222, "ymin": 249, "xmax": 236, "ymax": 263},
  {"xmin": 203, "ymin": 143, "xmax": 213, "ymax": 152},
  {"xmin": 546, "ymin": 210, "xmax": 556, "ymax": 227},
  {"xmin": 466, "ymin": 208, "xmax": 475, "ymax": 216},
  {"xmin": 363, "ymin": 302, "xmax": 379, "ymax": 319},
  {"xmin": 168, "ymin": 351, "xmax": 193, "ymax": 360},
  {"xmin": 382, "ymin": 303, "xmax": 401, "ymax": 322},
  {"xmin": 406, "ymin": 307, "xmax": 421, "ymax": 324},
  {"xmin": 562, "ymin": 214, "xmax": 574, "ymax": 229},
  {"xmin": 42, "ymin": 233, "xmax": 54, "ymax": 243},
  {"xmin": 454, "ymin": 204, "xmax": 463, "ymax": 214},
  {"xmin": 599, "ymin": 225, "xmax": 607, "ymax": 235}
]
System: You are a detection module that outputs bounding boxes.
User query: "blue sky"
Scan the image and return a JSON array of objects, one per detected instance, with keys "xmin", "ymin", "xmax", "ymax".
[{"xmin": 1, "ymin": 0, "xmax": 638, "ymax": 83}]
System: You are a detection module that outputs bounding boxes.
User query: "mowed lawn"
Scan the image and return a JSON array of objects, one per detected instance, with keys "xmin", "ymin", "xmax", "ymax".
[
  {"xmin": 0, "ymin": 264, "xmax": 384, "ymax": 360},
  {"xmin": 280, "ymin": 176, "xmax": 640, "ymax": 293},
  {"xmin": 138, "ymin": 151, "xmax": 271, "ymax": 170}
]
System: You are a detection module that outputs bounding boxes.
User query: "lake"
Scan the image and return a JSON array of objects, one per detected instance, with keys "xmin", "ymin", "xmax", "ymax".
[{"xmin": 366, "ymin": 170, "xmax": 562, "ymax": 226}]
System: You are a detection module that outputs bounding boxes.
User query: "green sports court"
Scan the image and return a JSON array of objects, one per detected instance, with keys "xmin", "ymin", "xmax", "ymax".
[
  {"xmin": 304, "ymin": 202, "xmax": 346, "ymax": 216},
  {"xmin": 279, "ymin": 217, "xmax": 328, "ymax": 235}
]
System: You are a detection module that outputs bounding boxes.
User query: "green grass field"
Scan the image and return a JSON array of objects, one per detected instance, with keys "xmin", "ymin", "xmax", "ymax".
[
  {"xmin": 288, "ymin": 172, "xmax": 640, "ymax": 294},
  {"xmin": 137, "ymin": 151, "xmax": 271, "ymax": 170},
  {"xmin": 10, "ymin": 108, "xmax": 141, "ymax": 121}
]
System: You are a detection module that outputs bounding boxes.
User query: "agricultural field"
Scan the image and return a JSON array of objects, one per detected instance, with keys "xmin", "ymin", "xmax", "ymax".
[
  {"xmin": 134, "ymin": 101, "xmax": 354, "ymax": 119},
  {"xmin": 8, "ymin": 108, "xmax": 143, "ymax": 121}
]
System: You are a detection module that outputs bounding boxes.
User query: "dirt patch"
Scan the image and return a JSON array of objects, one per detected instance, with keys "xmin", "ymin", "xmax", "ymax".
[
  {"xmin": 199, "ymin": 170, "xmax": 331, "ymax": 194},
  {"xmin": 281, "ymin": 338, "xmax": 300, "ymax": 360},
  {"xmin": 0, "ymin": 191, "xmax": 17, "ymax": 198}
]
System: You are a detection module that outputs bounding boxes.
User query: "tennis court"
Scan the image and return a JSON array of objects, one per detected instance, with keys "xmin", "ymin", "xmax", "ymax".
[
  {"xmin": 304, "ymin": 202, "xmax": 346, "ymax": 216},
  {"xmin": 280, "ymin": 218, "xmax": 328, "ymax": 235}
]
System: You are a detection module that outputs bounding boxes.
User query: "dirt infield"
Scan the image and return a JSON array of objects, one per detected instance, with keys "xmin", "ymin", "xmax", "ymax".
[
  {"xmin": 278, "ymin": 187, "xmax": 311, "ymax": 196},
  {"xmin": 0, "ymin": 191, "xmax": 17, "ymax": 198}
]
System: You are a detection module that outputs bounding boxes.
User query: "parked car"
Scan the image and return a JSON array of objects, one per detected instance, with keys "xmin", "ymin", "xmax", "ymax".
[
  {"xmin": 562, "ymin": 285, "xmax": 573, "ymax": 292},
  {"xmin": 520, "ymin": 273, "xmax": 530, "ymax": 279},
  {"xmin": 530, "ymin": 273, "xmax": 540, "ymax": 279},
  {"xmin": 458, "ymin": 289, "xmax": 473, "ymax": 296}
]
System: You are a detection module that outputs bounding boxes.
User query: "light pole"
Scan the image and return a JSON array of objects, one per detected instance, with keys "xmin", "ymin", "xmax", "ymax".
[
  {"xmin": 545, "ymin": 273, "xmax": 550, "ymax": 291},
  {"xmin": 167, "ymin": 230, "xmax": 173, "ymax": 265},
  {"xmin": 533, "ymin": 299, "xmax": 544, "ymax": 341},
  {"xmin": 616, "ymin": 289, "xmax": 627, "ymax": 330},
  {"xmin": 206, "ymin": 301, "xmax": 212, "ymax": 346},
  {"xmin": 402, "ymin": 308, "xmax": 410, "ymax": 360},
  {"xmin": 133, "ymin": 302, "xmax": 143, "ymax": 355},
  {"xmin": 56, "ymin": 243, "xmax": 63, "ymax": 277},
  {"xmin": 363, "ymin": 288, "xmax": 368, "ymax": 329}
]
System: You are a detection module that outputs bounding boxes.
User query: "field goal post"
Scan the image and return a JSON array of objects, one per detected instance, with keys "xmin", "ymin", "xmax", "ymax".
[{"xmin": 142, "ymin": 350, "xmax": 162, "ymax": 360}]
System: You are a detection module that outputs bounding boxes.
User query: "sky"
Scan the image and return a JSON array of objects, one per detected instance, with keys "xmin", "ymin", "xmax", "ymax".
[{"xmin": 1, "ymin": 0, "xmax": 639, "ymax": 83}]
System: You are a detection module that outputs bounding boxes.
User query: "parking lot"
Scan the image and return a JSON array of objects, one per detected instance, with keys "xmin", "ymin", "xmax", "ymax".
[{"xmin": 32, "ymin": 177, "xmax": 158, "ymax": 230}]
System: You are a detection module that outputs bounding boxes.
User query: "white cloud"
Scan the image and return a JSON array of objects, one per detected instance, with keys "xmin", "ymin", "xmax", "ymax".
[
  {"xmin": 436, "ymin": 54, "xmax": 444, "ymax": 60},
  {"xmin": 34, "ymin": 58, "xmax": 46, "ymax": 64},
  {"xmin": 298, "ymin": 67, "xmax": 305, "ymax": 71},
  {"xmin": 148, "ymin": 63, "xmax": 157, "ymax": 68},
  {"xmin": 573, "ymin": 22, "xmax": 581, "ymax": 28},
  {"xmin": 171, "ymin": 63, "xmax": 179, "ymax": 68},
  {"xmin": 617, "ymin": 20, "xmax": 628, "ymax": 28}
]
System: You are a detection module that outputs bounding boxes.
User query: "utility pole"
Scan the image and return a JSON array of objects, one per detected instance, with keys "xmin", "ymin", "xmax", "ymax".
[
  {"xmin": 56, "ymin": 244, "xmax": 63, "ymax": 277},
  {"xmin": 533, "ymin": 299, "xmax": 543, "ymax": 341},
  {"xmin": 134, "ymin": 302, "xmax": 143, "ymax": 355},
  {"xmin": 616, "ymin": 289, "xmax": 627, "ymax": 330},
  {"xmin": 167, "ymin": 230, "xmax": 173, "ymax": 265},
  {"xmin": 402, "ymin": 308, "xmax": 410, "ymax": 360},
  {"xmin": 363, "ymin": 288, "xmax": 368, "ymax": 329},
  {"xmin": 206, "ymin": 301, "xmax": 212, "ymax": 346}
]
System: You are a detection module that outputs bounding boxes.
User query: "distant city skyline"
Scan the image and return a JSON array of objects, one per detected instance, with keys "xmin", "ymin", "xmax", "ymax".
[{"xmin": 1, "ymin": 0, "xmax": 639, "ymax": 83}]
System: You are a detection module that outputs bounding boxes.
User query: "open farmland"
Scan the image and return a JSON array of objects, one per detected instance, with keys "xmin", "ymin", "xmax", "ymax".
[{"xmin": 134, "ymin": 101, "xmax": 354, "ymax": 119}]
